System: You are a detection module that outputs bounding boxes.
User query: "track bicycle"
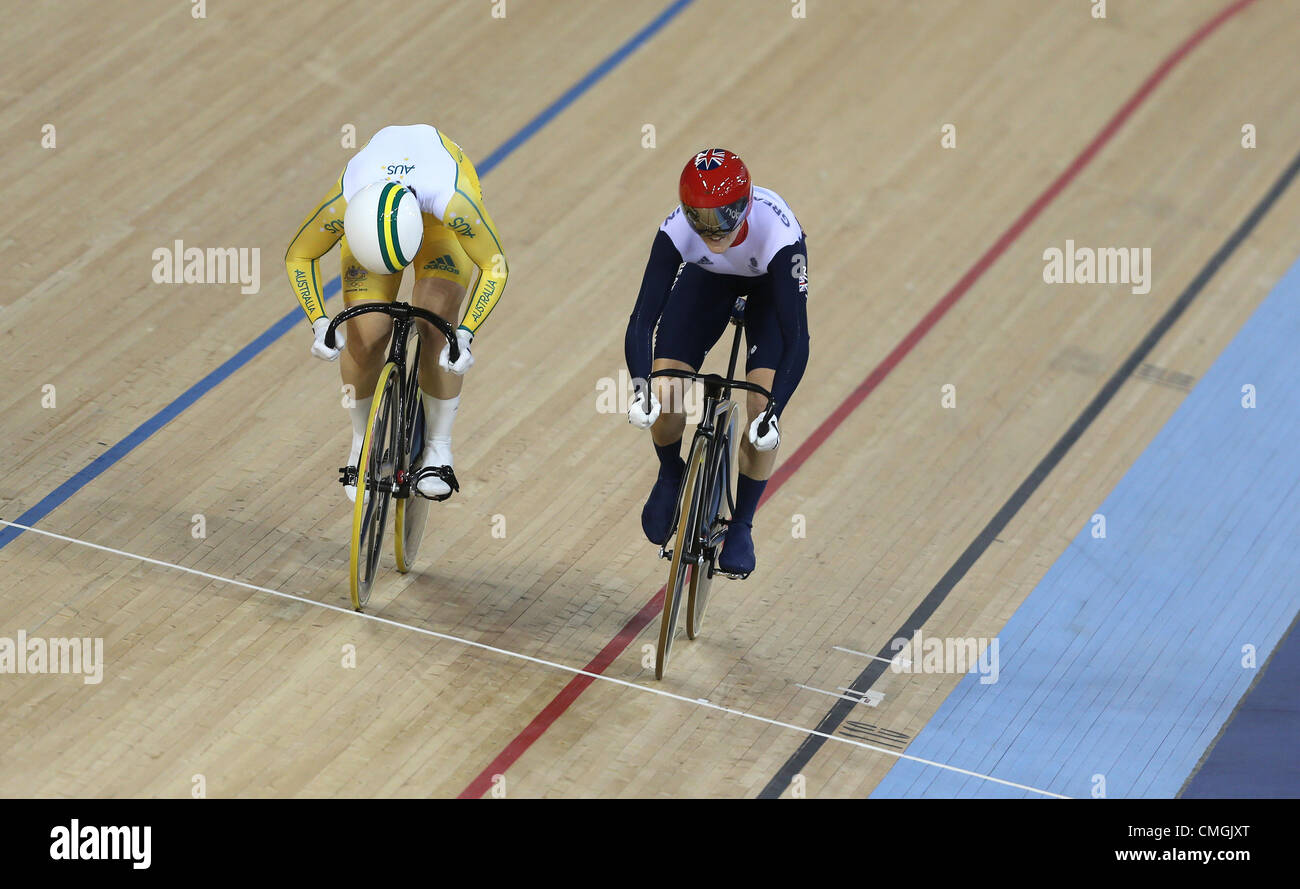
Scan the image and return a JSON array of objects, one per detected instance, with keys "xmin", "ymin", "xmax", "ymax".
[
  {"xmin": 646, "ymin": 297, "xmax": 774, "ymax": 679},
  {"xmin": 325, "ymin": 303, "xmax": 459, "ymax": 610}
]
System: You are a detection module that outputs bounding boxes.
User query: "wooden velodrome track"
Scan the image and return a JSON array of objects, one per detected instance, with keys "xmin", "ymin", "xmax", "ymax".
[{"xmin": 2, "ymin": 0, "xmax": 1298, "ymax": 798}]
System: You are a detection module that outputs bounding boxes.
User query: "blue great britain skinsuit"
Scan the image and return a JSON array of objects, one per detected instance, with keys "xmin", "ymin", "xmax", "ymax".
[{"xmin": 624, "ymin": 186, "xmax": 810, "ymax": 416}]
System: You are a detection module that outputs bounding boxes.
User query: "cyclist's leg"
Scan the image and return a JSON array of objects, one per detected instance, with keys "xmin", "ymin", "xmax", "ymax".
[
  {"xmin": 339, "ymin": 237, "xmax": 401, "ymax": 501},
  {"xmin": 717, "ymin": 371, "xmax": 777, "ymax": 576},
  {"xmin": 409, "ymin": 216, "xmax": 473, "ymax": 497},
  {"xmin": 737, "ymin": 367, "xmax": 778, "ymax": 479},
  {"xmin": 642, "ymin": 266, "xmax": 735, "ymax": 544},
  {"xmin": 651, "ymin": 265, "xmax": 738, "ymax": 458},
  {"xmin": 719, "ymin": 285, "xmax": 787, "ymax": 574},
  {"xmin": 340, "ymin": 237, "xmax": 401, "ymax": 395},
  {"xmin": 649, "ymin": 359, "xmax": 692, "ymax": 444}
]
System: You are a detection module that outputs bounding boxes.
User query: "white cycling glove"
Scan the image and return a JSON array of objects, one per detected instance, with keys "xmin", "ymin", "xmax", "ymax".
[
  {"xmin": 748, "ymin": 413, "xmax": 780, "ymax": 451},
  {"xmin": 439, "ymin": 328, "xmax": 475, "ymax": 375},
  {"xmin": 311, "ymin": 317, "xmax": 345, "ymax": 361},
  {"xmin": 628, "ymin": 388, "xmax": 661, "ymax": 429}
]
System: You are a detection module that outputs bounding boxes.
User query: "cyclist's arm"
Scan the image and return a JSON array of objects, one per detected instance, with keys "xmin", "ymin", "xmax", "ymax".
[
  {"xmin": 764, "ymin": 239, "xmax": 811, "ymax": 418},
  {"xmin": 624, "ymin": 230, "xmax": 683, "ymax": 389},
  {"xmin": 284, "ymin": 177, "xmax": 345, "ymax": 323},
  {"xmin": 443, "ymin": 190, "xmax": 508, "ymax": 335}
]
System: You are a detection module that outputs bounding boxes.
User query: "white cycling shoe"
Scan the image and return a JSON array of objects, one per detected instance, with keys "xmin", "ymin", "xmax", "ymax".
[
  {"xmin": 414, "ymin": 440, "xmax": 459, "ymax": 501},
  {"xmin": 342, "ymin": 437, "xmax": 362, "ymax": 503}
]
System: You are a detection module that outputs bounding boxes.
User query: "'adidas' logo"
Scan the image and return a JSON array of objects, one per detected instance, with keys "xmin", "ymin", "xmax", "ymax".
[
  {"xmin": 423, "ymin": 254, "xmax": 460, "ymax": 274},
  {"xmin": 697, "ymin": 256, "xmax": 712, "ymax": 265}
]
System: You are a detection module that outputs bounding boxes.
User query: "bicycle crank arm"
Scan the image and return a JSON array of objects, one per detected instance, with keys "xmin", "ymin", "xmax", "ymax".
[{"xmin": 362, "ymin": 478, "xmax": 397, "ymax": 495}]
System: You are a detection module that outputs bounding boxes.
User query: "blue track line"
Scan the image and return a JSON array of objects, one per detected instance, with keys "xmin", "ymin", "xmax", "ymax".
[
  {"xmin": 0, "ymin": 0, "xmax": 695, "ymax": 552},
  {"xmin": 478, "ymin": 0, "xmax": 694, "ymax": 176}
]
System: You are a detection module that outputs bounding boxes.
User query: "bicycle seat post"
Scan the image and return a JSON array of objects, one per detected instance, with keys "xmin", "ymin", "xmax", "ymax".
[{"xmin": 724, "ymin": 298, "xmax": 747, "ymax": 384}]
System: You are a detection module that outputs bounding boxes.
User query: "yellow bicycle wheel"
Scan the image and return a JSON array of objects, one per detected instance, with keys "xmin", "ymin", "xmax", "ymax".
[{"xmin": 349, "ymin": 363, "xmax": 398, "ymax": 610}]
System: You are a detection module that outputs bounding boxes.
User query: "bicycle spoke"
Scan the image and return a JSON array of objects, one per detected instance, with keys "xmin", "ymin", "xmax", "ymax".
[
  {"xmin": 349, "ymin": 365, "xmax": 397, "ymax": 610},
  {"xmin": 657, "ymin": 436, "xmax": 708, "ymax": 679},
  {"xmin": 395, "ymin": 343, "xmax": 433, "ymax": 573},
  {"xmin": 688, "ymin": 402, "xmax": 736, "ymax": 639}
]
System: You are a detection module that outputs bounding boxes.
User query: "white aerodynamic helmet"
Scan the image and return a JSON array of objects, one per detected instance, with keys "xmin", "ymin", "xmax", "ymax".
[{"xmin": 343, "ymin": 181, "xmax": 423, "ymax": 274}]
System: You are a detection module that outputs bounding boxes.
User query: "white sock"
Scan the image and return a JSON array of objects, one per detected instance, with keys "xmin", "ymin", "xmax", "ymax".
[
  {"xmin": 347, "ymin": 395, "xmax": 372, "ymax": 466},
  {"xmin": 421, "ymin": 393, "xmax": 459, "ymax": 467}
]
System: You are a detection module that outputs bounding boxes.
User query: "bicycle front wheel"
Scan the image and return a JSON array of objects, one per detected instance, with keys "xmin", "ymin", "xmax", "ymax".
[
  {"xmin": 688, "ymin": 402, "xmax": 739, "ymax": 639},
  {"xmin": 394, "ymin": 341, "xmax": 429, "ymax": 573},
  {"xmin": 656, "ymin": 435, "xmax": 708, "ymax": 679},
  {"xmin": 349, "ymin": 363, "xmax": 398, "ymax": 610}
]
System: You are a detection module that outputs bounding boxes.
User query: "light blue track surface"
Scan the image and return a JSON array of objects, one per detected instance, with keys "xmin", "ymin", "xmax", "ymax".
[{"xmin": 874, "ymin": 257, "xmax": 1300, "ymax": 798}]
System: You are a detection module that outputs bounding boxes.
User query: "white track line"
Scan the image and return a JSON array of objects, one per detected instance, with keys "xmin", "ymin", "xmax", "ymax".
[
  {"xmin": 832, "ymin": 644, "xmax": 907, "ymax": 667},
  {"xmin": 0, "ymin": 518, "xmax": 1069, "ymax": 798},
  {"xmin": 795, "ymin": 683, "xmax": 883, "ymax": 707}
]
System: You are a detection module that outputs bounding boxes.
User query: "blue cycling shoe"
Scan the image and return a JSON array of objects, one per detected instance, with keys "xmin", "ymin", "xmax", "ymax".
[
  {"xmin": 717, "ymin": 521, "xmax": 755, "ymax": 576},
  {"xmin": 641, "ymin": 474, "xmax": 681, "ymax": 545}
]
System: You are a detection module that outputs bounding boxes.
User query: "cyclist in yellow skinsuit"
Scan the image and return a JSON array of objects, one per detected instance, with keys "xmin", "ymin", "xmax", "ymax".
[{"xmin": 285, "ymin": 124, "xmax": 508, "ymax": 501}]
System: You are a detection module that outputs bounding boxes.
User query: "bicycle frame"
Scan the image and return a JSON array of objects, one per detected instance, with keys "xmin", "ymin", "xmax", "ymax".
[
  {"xmin": 649, "ymin": 298, "xmax": 774, "ymax": 564},
  {"xmin": 326, "ymin": 302, "xmax": 459, "ymax": 500},
  {"xmin": 325, "ymin": 301, "xmax": 458, "ymax": 363}
]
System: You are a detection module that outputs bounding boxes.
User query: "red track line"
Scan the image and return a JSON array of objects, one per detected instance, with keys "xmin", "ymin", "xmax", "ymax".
[{"xmin": 457, "ymin": 0, "xmax": 1257, "ymax": 799}]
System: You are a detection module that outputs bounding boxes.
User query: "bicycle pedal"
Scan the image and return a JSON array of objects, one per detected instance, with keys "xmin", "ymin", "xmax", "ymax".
[
  {"xmin": 338, "ymin": 465, "xmax": 358, "ymax": 487},
  {"xmin": 720, "ymin": 571, "xmax": 751, "ymax": 580},
  {"xmin": 412, "ymin": 465, "xmax": 460, "ymax": 502}
]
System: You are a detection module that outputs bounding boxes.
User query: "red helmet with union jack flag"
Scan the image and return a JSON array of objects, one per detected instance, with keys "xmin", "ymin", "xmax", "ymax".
[{"xmin": 679, "ymin": 148, "xmax": 752, "ymax": 238}]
